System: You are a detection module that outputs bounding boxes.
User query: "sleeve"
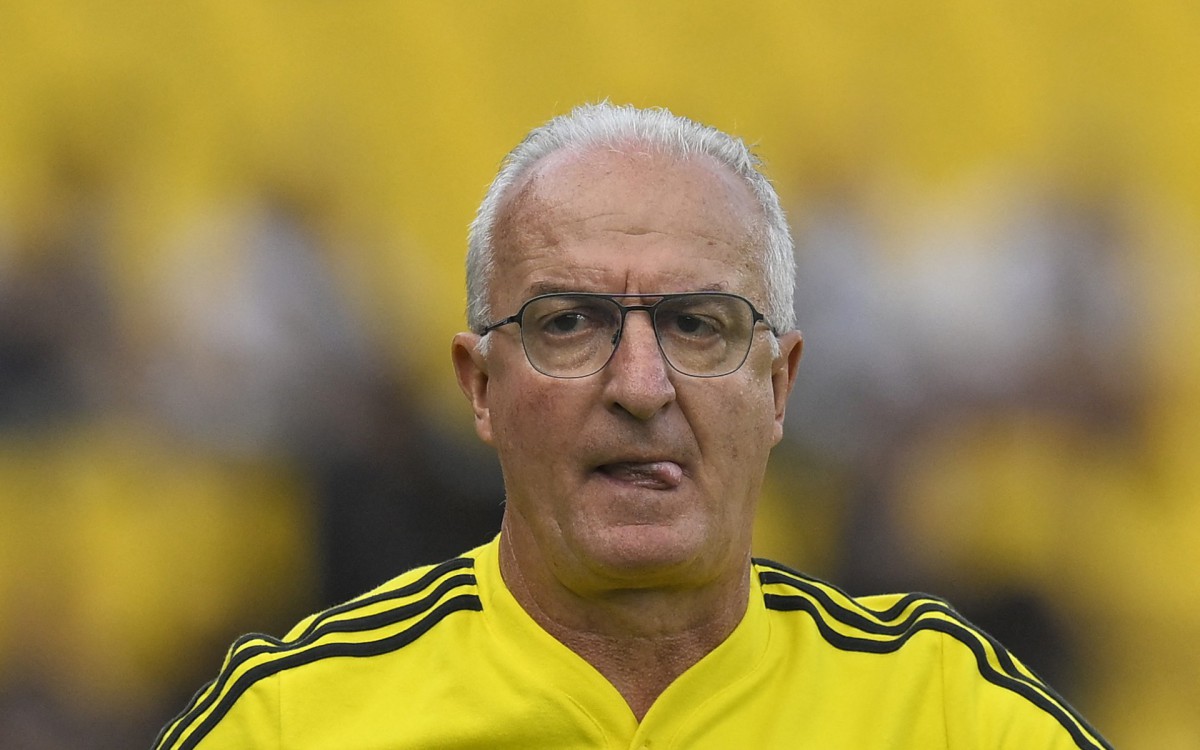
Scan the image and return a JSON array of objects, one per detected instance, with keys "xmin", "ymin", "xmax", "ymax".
[
  {"xmin": 153, "ymin": 611, "xmax": 329, "ymax": 749},
  {"xmin": 937, "ymin": 627, "xmax": 1111, "ymax": 750},
  {"xmin": 152, "ymin": 639, "xmax": 284, "ymax": 750}
]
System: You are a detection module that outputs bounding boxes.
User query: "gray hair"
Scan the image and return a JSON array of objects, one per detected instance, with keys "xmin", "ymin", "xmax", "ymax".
[{"xmin": 465, "ymin": 102, "xmax": 796, "ymax": 336}]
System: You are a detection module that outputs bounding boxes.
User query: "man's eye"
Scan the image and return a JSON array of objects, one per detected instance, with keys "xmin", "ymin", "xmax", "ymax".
[
  {"xmin": 668, "ymin": 314, "xmax": 718, "ymax": 337},
  {"xmin": 547, "ymin": 312, "xmax": 587, "ymax": 333}
]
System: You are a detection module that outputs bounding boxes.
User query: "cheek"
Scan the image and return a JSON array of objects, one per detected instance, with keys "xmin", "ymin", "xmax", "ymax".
[
  {"xmin": 696, "ymin": 381, "xmax": 777, "ymax": 465},
  {"xmin": 491, "ymin": 377, "xmax": 573, "ymax": 463}
]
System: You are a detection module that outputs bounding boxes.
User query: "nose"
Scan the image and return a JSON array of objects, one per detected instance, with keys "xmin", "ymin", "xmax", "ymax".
[{"xmin": 602, "ymin": 311, "xmax": 676, "ymax": 420}]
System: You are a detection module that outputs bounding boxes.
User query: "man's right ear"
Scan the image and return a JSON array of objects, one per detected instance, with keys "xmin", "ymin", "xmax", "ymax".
[{"xmin": 451, "ymin": 332, "xmax": 494, "ymax": 444}]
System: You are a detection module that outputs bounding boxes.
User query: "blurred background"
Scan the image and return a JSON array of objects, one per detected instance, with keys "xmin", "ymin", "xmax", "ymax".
[{"xmin": 1, "ymin": 1, "xmax": 1197, "ymax": 747}]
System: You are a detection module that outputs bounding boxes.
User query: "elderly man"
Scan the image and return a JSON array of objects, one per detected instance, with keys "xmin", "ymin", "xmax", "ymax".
[{"xmin": 155, "ymin": 103, "xmax": 1109, "ymax": 749}]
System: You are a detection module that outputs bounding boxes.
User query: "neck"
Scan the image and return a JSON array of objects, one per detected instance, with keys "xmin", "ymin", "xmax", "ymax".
[{"xmin": 498, "ymin": 528, "xmax": 751, "ymax": 720}]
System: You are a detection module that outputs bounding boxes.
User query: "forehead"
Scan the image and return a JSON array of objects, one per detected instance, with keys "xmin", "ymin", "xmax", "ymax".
[{"xmin": 491, "ymin": 146, "xmax": 765, "ymax": 301}]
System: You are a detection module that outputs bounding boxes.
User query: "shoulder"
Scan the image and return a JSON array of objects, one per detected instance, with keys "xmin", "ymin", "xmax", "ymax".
[
  {"xmin": 153, "ymin": 553, "xmax": 484, "ymax": 750},
  {"xmin": 752, "ymin": 556, "xmax": 959, "ymax": 650},
  {"xmin": 281, "ymin": 553, "xmax": 483, "ymax": 645},
  {"xmin": 751, "ymin": 558, "xmax": 1111, "ymax": 750}
]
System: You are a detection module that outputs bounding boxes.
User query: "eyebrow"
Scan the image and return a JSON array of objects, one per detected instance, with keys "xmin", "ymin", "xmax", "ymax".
[{"xmin": 524, "ymin": 280, "xmax": 731, "ymax": 297}]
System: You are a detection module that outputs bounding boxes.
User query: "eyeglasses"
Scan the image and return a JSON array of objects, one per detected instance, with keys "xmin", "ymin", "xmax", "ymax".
[{"xmin": 480, "ymin": 292, "xmax": 775, "ymax": 378}]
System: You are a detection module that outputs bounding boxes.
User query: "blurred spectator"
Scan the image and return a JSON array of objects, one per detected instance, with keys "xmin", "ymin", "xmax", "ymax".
[
  {"xmin": 0, "ymin": 157, "xmax": 118, "ymax": 431},
  {"xmin": 0, "ymin": 255, "xmax": 110, "ymax": 430}
]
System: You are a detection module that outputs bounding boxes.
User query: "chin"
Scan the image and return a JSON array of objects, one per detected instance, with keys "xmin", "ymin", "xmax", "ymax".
[{"xmin": 577, "ymin": 522, "xmax": 719, "ymax": 586}]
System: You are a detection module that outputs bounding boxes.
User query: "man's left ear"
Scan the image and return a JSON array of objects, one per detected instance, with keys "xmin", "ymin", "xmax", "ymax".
[{"xmin": 770, "ymin": 330, "xmax": 803, "ymax": 443}]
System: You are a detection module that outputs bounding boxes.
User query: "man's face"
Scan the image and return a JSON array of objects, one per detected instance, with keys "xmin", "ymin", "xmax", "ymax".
[{"xmin": 453, "ymin": 147, "xmax": 802, "ymax": 597}]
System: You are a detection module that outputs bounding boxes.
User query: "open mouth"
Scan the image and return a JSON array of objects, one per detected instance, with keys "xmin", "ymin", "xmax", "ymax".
[{"xmin": 595, "ymin": 460, "xmax": 684, "ymax": 490}]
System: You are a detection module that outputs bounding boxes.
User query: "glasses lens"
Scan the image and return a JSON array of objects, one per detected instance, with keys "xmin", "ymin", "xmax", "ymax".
[
  {"xmin": 520, "ymin": 295, "xmax": 621, "ymax": 377},
  {"xmin": 654, "ymin": 294, "xmax": 756, "ymax": 376}
]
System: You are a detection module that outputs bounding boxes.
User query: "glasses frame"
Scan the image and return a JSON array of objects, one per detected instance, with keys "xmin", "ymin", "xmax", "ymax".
[{"xmin": 479, "ymin": 291, "xmax": 776, "ymax": 379}]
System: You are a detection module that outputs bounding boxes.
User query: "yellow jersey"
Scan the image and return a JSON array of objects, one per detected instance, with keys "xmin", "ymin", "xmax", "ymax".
[{"xmin": 155, "ymin": 537, "xmax": 1109, "ymax": 749}]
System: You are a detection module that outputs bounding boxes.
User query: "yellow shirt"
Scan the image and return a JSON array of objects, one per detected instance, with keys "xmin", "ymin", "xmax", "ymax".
[{"xmin": 155, "ymin": 537, "xmax": 1109, "ymax": 749}]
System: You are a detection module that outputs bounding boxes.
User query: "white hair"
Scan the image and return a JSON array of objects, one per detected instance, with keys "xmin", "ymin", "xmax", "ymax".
[{"xmin": 465, "ymin": 102, "xmax": 796, "ymax": 338}]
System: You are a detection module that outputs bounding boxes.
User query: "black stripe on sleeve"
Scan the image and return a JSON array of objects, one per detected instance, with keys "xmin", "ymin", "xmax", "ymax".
[
  {"xmin": 154, "ymin": 557, "xmax": 478, "ymax": 750},
  {"xmin": 755, "ymin": 557, "xmax": 946, "ymax": 622},
  {"xmin": 289, "ymin": 556, "xmax": 476, "ymax": 643},
  {"xmin": 175, "ymin": 594, "xmax": 483, "ymax": 750},
  {"xmin": 760, "ymin": 570, "xmax": 951, "ymax": 636},
  {"xmin": 759, "ymin": 564, "xmax": 1050, "ymax": 698},
  {"xmin": 758, "ymin": 564, "xmax": 1112, "ymax": 750}
]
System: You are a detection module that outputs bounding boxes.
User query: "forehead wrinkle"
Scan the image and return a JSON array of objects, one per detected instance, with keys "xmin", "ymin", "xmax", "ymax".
[{"xmin": 526, "ymin": 277, "xmax": 604, "ymax": 296}]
